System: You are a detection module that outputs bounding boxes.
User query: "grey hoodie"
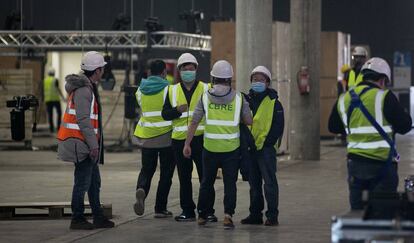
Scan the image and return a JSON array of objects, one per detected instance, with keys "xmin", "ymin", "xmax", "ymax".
[
  {"xmin": 58, "ymin": 73, "xmax": 103, "ymax": 163},
  {"xmin": 192, "ymin": 84, "xmax": 251, "ymax": 124}
]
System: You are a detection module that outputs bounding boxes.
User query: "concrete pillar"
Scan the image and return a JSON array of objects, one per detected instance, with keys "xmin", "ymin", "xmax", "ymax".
[
  {"xmin": 289, "ymin": 0, "xmax": 321, "ymax": 160},
  {"xmin": 236, "ymin": 0, "xmax": 272, "ymax": 93}
]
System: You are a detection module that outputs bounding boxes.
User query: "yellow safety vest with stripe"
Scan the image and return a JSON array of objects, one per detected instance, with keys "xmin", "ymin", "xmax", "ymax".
[
  {"xmin": 203, "ymin": 92, "xmax": 242, "ymax": 153},
  {"xmin": 169, "ymin": 81, "xmax": 209, "ymax": 140},
  {"xmin": 251, "ymin": 96, "xmax": 276, "ymax": 150},
  {"xmin": 134, "ymin": 86, "xmax": 172, "ymax": 138},
  {"xmin": 44, "ymin": 76, "xmax": 60, "ymax": 102},
  {"xmin": 338, "ymin": 85, "xmax": 392, "ymax": 161},
  {"xmin": 347, "ymin": 70, "xmax": 364, "ymax": 90}
]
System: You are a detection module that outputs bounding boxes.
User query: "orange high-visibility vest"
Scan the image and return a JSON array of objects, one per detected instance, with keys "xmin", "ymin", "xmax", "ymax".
[{"xmin": 57, "ymin": 91, "xmax": 99, "ymax": 142}]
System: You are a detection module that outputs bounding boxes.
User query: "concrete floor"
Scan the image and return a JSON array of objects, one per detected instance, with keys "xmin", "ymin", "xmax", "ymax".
[{"xmin": 0, "ymin": 132, "xmax": 413, "ymax": 243}]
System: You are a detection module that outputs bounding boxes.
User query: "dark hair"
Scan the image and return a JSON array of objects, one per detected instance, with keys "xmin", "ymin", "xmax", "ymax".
[
  {"xmin": 150, "ymin": 60, "xmax": 166, "ymax": 76},
  {"xmin": 83, "ymin": 67, "xmax": 102, "ymax": 78},
  {"xmin": 362, "ymin": 69, "xmax": 388, "ymax": 82},
  {"xmin": 179, "ymin": 62, "xmax": 197, "ymax": 70},
  {"xmin": 212, "ymin": 77, "xmax": 232, "ymax": 85}
]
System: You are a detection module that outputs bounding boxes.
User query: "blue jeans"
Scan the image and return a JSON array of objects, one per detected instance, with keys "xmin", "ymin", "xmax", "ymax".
[
  {"xmin": 248, "ymin": 146, "xmax": 279, "ymax": 220},
  {"xmin": 71, "ymin": 157, "xmax": 104, "ymax": 220},
  {"xmin": 347, "ymin": 158, "xmax": 398, "ymax": 210}
]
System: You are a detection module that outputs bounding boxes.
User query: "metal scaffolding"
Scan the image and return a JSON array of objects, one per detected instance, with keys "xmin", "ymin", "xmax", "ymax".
[{"xmin": 0, "ymin": 31, "xmax": 211, "ymax": 51}]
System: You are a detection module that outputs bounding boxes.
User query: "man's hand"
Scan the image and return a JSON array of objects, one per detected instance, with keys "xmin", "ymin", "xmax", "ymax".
[
  {"xmin": 177, "ymin": 104, "xmax": 188, "ymax": 113},
  {"xmin": 183, "ymin": 144, "xmax": 192, "ymax": 158},
  {"xmin": 89, "ymin": 148, "xmax": 99, "ymax": 162}
]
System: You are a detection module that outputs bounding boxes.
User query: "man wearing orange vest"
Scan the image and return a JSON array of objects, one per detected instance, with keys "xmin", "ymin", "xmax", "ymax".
[{"xmin": 57, "ymin": 51, "xmax": 114, "ymax": 230}]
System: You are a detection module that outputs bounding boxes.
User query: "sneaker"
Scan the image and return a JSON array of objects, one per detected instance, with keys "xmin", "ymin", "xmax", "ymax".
[
  {"xmin": 207, "ymin": 214, "xmax": 218, "ymax": 222},
  {"xmin": 93, "ymin": 217, "xmax": 115, "ymax": 228},
  {"xmin": 240, "ymin": 215, "xmax": 263, "ymax": 225},
  {"xmin": 264, "ymin": 218, "xmax": 279, "ymax": 226},
  {"xmin": 223, "ymin": 214, "xmax": 235, "ymax": 230},
  {"xmin": 134, "ymin": 188, "xmax": 146, "ymax": 216},
  {"xmin": 175, "ymin": 213, "xmax": 196, "ymax": 222},
  {"xmin": 197, "ymin": 217, "xmax": 207, "ymax": 226},
  {"xmin": 70, "ymin": 218, "xmax": 95, "ymax": 230},
  {"xmin": 154, "ymin": 210, "xmax": 173, "ymax": 218}
]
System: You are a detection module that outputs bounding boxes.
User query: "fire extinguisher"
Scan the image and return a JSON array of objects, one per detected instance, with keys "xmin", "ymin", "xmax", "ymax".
[{"xmin": 297, "ymin": 66, "xmax": 310, "ymax": 95}]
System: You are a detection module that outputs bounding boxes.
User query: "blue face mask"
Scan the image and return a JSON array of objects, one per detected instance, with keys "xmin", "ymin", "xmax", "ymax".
[
  {"xmin": 251, "ymin": 82, "xmax": 266, "ymax": 93},
  {"xmin": 180, "ymin": 70, "xmax": 196, "ymax": 83}
]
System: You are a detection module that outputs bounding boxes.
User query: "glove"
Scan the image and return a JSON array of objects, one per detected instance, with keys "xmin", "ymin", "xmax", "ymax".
[{"xmin": 89, "ymin": 148, "xmax": 99, "ymax": 163}]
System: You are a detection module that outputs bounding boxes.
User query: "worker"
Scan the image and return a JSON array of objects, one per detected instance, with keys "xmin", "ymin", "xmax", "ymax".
[
  {"xmin": 339, "ymin": 64, "xmax": 351, "ymax": 96},
  {"xmin": 162, "ymin": 53, "xmax": 216, "ymax": 222},
  {"xmin": 328, "ymin": 57, "xmax": 412, "ymax": 210},
  {"xmin": 165, "ymin": 62, "xmax": 175, "ymax": 84},
  {"xmin": 346, "ymin": 46, "xmax": 368, "ymax": 90},
  {"xmin": 240, "ymin": 66, "xmax": 284, "ymax": 226},
  {"xmin": 183, "ymin": 60, "xmax": 253, "ymax": 229},
  {"xmin": 133, "ymin": 60, "xmax": 175, "ymax": 219},
  {"xmin": 44, "ymin": 67, "xmax": 65, "ymax": 133},
  {"xmin": 57, "ymin": 51, "xmax": 114, "ymax": 230}
]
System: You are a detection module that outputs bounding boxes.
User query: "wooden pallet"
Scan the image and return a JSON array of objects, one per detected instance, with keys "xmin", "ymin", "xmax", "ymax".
[{"xmin": 0, "ymin": 202, "xmax": 112, "ymax": 219}]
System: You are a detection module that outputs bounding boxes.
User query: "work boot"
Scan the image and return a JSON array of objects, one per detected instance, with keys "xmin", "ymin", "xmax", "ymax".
[
  {"xmin": 223, "ymin": 214, "xmax": 235, "ymax": 230},
  {"xmin": 70, "ymin": 218, "xmax": 95, "ymax": 230},
  {"xmin": 154, "ymin": 210, "xmax": 173, "ymax": 218},
  {"xmin": 93, "ymin": 216, "xmax": 115, "ymax": 228},
  {"xmin": 240, "ymin": 215, "xmax": 263, "ymax": 225},
  {"xmin": 264, "ymin": 218, "xmax": 279, "ymax": 226},
  {"xmin": 175, "ymin": 212, "xmax": 196, "ymax": 222},
  {"xmin": 207, "ymin": 214, "xmax": 218, "ymax": 222},
  {"xmin": 197, "ymin": 217, "xmax": 207, "ymax": 226},
  {"xmin": 134, "ymin": 188, "xmax": 146, "ymax": 216}
]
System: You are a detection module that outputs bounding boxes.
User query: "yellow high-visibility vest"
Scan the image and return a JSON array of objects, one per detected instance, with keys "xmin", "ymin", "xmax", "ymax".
[
  {"xmin": 169, "ymin": 81, "xmax": 208, "ymax": 140},
  {"xmin": 134, "ymin": 86, "xmax": 172, "ymax": 138},
  {"xmin": 203, "ymin": 92, "xmax": 242, "ymax": 153},
  {"xmin": 44, "ymin": 76, "xmax": 60, "ymax": 102}
]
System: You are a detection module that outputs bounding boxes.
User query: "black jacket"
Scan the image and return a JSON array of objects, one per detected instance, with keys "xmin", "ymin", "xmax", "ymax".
[
  {"xmin": 245, "ymin": 88, "xmax": 285, "ymax": 149},
  {"xmin": 328, "ymin": 81, "xmax": 412, "ymax": 162},
  {"xmin": 161, "ymin": 81, "xmax": 200, "ymax": 121}
]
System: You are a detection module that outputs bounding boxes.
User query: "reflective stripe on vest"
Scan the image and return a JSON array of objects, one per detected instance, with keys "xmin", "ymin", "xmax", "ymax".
[
  {"xmin": 134, "ymin": 86, "xmax": 172, "ymax": 138},
  {"xmin": 348, "ymin": 70, "xmax": 364, "ymax": 90},
  {"xmin": 44, "ymin": 76, "xmax": 60, "ymax": 102},
  {"xmin": 338, "ymin": 85, "xmax": 392, "ymax": 160},
  {"xmin": 169, "ymin": 81, "xmax": 208, "ymax": 140},
  {"xmin": 251, "ymin": 96, "xmax": 275, "ymax": 150},
  {"xmin": 57, "ymin": 91, "xmax": 99, "ymax": 141},
  {"xmin": 203, "ymin": 92, "xmax": 241, "ymax": 153}
]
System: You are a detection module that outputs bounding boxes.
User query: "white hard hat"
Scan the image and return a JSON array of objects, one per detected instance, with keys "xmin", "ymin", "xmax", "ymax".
[
  {"xmin": 48, "ymin": 67, "xmax": 55, "ymax": 75},
  {"xmin": 251, "ymin": 66, "xmax": 272, "ymax": 81},
  {"xmin": 80, "ymin": 51, "xmax": 107, "ymax": 71},
  {"xmin": 210, "ymin": 60, "xmax": 233, "ymax": 79},
  {"xmin": 177, "ymin": 53, "xmax": 198, "ymax": 68},
  {"xmin": 361, "ymin": 57, "xmax": 391, "ymax": 80},
  {"xmin": 352, "ymin": 46, "xmax": 368, "ymax": 57}
]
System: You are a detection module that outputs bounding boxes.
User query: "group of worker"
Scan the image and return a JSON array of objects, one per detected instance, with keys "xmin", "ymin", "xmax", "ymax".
[
  {"xmin": 132, "ymin": 53, "xmax": 284, "ymax": 230},
  {"xmin": 54, "ymin": 47, "xmax": 412, "ymax": 231},
  {"xmin": 56, "ymin": 51, "xmax": 284, "ymax": 230},
  {"xmin": 329, "ymin": 46, "xmax": 412, "ymax": 210}
]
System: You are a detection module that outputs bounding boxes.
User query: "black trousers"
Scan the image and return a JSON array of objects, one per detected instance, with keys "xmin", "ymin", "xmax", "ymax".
[
  {"xmin": 136, "ymin": 146, "xmax": 175, "ymax": 212},
  {"xmin": 46, "ymin": 101, "xmax": 61, "ymax": 133},
  {"xmin": 197, "ymin": 148, "xmax": 239, "ymax": 218},
  {"xmin": 172, "ymin": 136, "xmax": 205, "ymax": 215}
]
